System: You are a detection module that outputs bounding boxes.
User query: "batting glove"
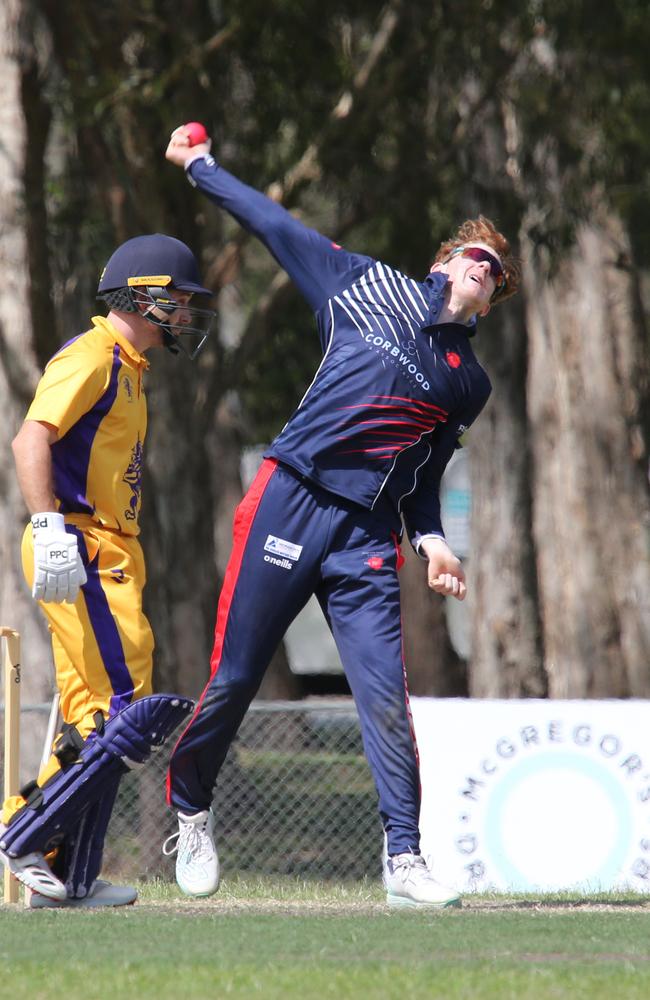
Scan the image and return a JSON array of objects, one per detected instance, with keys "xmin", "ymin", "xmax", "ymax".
[{"xmin": 31, "ymin": 512, "xmax": 87, "ymax": 603}]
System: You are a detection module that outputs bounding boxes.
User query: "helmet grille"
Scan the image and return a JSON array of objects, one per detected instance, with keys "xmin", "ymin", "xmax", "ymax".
[{"xmin": 99, "ymin": 288, "xmax": 137, "ymax": 313}]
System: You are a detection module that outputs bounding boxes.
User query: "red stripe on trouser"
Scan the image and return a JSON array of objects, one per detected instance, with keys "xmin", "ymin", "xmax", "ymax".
[
  {"xmin": 166, "ymin": 458, "xmax": 278, "ymax": 805},
  {"xmin": 391, "ymin": 534, "xmax": 417, "ymax": 786},
  {"xmin": 391, "ymin": 531, "xmax": 405, "ymax": 570}
]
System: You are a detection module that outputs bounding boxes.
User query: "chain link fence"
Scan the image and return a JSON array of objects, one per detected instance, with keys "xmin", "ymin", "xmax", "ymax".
[{"xmin": 1, "ymin": 699, "xmax": 385, "ymax": 883}]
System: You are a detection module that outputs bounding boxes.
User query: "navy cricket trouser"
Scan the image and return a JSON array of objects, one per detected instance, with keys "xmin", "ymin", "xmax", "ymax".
[{"xmin": 167, "ymin": 460, "xmax": 421, "ymax": 855}]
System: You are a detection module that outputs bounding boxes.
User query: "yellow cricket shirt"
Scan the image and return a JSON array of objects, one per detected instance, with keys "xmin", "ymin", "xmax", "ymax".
[{"xmin": 26, "ymin": 315, "xmax": 149, "ymax": 535}]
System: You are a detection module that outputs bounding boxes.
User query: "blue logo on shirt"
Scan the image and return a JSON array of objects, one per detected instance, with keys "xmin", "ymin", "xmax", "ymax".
[{"xmin": 123, "ymin": 438, "xmax": 143, "ymax": 521}]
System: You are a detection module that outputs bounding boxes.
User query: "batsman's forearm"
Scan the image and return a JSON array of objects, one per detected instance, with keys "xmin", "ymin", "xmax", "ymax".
[{"xmin": 12, "ymin": 424, "xmax": 58, "ymax": 514}]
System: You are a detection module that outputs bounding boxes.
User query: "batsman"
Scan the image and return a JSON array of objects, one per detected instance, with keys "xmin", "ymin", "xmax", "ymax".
[
  {"xmin": 163, "ymin": 126, "xmax": 520, "ymax": 908},
  {"xmin": 0, "ymin": 234, "xmax": 215, "ymax": 907}
]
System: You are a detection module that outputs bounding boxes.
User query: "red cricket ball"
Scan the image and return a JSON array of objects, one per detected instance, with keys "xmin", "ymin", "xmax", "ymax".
[{"xmin": 184, "ymin": 121, "xmax": 208, "ymax": 146}]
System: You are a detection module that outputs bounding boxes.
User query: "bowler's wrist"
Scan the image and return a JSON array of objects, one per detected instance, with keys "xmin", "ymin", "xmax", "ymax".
[
  {"xmin": 185, "ymin": 151, "xmax": 216, "ymax": 186},
  {"xmin": 416, "ymin": 534, "xmax": 448, "ymax": 559}
]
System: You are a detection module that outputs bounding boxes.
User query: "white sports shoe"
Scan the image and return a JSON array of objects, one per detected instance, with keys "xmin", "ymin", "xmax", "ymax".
[
  {"xmin": 0, "ymin": 842, "xmax": 67, "ymax": 901},
  {"xmin": 28, "ymin": 879, "xmax": 138, "ymax": 909},
  {"xmin": 163, "ymin": 809, "xmax": 220, "ymax": 897},
  {"xmin": 384, "ymin": 852, "xmax": 461, "ymax": 909}
]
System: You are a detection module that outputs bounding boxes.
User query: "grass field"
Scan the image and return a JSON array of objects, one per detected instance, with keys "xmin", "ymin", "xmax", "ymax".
[{"xmin": 1, "ymin": 877, "xmax": 650, "ymax": 999}]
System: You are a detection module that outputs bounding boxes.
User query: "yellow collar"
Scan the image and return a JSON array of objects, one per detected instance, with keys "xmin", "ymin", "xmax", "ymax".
[{"xmin": 91, "ymin": 315, "xmax": 150, "ymax": 370}]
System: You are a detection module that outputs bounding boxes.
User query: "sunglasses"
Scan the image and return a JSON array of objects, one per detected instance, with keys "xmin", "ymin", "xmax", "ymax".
[{"xmin": 448, "ymin": 246, "xmax": 505, "ymax": 291}]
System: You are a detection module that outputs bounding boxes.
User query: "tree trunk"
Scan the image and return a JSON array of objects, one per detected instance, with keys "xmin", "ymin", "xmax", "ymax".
[
  {"xmin": 524, "ymin": 211, "xmax": 650, "ymax": 696},
  {"xmin": 400, "ymin": 541, "xmax": 467, "ymax": 697},
  {"xmin": 0, "ymin": 0, "xmax": 56, "ymax": 779},
  {"xmin": 137, "ymin": 354, "xmax": 220, "ymax": 699},
  {"xmin": 469, "ymin": 300, "xmax": 547, "ymax": 696}
]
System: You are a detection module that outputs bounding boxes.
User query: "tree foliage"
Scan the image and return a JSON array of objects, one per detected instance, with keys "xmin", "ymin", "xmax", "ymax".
[{"xmin": 1, "ymin": 0, "xmax": 648, "ymax": 698}]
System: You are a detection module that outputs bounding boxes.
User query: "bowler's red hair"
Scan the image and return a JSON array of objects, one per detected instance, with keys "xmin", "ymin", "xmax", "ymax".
[{"xmin": 433, "ymin": 216, "xmax": 520, "ymax": 302}]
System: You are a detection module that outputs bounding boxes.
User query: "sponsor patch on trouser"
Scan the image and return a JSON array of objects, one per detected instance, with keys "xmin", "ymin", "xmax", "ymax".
[{"xmin": 263, "ymin": 534, "xmax": 303, "ymax": 561}]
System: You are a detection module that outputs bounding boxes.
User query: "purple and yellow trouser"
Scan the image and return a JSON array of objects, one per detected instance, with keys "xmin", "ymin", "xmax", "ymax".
[
  {"xmin": 168, "ymin": 460, "xmax": 422, "ymax": 856},
  {"xmin": 1, "ymin": 515, "xmax": 153, "ymax": 825}
]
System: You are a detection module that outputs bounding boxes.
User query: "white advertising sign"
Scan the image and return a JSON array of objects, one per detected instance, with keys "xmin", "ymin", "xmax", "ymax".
[{"xmin": 411, "ymin": 698, "xmax": 650, "ymax": 893}]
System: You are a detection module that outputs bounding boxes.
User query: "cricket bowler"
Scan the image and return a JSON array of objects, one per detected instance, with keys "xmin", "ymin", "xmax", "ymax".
[{"xmin": 163, "ymin": 124, "xmax": 520, "ymax": 908}]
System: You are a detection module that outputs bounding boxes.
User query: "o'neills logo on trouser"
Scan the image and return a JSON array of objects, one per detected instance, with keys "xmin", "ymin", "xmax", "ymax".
[
  {"xmin": 263, "ymin": 554, "xmax": 293, "ymax": 570},
  {"xmin": 263, "ymin": 534, "xmax": 303, "ymax": 571}
]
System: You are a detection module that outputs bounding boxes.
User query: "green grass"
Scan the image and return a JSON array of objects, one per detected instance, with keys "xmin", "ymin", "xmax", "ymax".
[{"xmin": 1, "ymin": 878, "xmax": 650, "ymax": 999}]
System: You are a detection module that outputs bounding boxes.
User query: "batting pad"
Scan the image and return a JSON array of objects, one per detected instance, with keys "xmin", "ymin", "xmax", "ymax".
[
  {"xmin": 59, "ymin": 773, "xmax": 122, "ymax": 897},
  {"xmin": 0, "ymin": 694, "xmax": 193, "ymax": 859}
]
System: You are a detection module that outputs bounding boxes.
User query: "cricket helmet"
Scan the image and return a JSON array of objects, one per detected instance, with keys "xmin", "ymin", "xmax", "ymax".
[{"xmin": 97, "ymin": 234, "xmax": 215, "ymax": 359}]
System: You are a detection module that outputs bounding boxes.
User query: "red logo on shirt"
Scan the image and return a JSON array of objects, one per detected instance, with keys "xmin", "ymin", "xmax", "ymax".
[
  {"xmin": 446, "ymin": 351, "xmax": 461, "ymax": 368},
  {"xmin": 366, "ymin": 556, "xmax": 384, "ymax": 570}
]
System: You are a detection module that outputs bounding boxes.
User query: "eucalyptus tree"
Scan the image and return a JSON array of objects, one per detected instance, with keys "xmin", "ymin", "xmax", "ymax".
[{"xmin": 1, "ymin": 0, "xmax": 647, "ymax": 704}]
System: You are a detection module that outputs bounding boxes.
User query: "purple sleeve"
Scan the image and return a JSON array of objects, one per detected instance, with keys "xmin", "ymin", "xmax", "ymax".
[{"xmin": 187, "ymin": 155, "xmax": 371, "ymax": 312}]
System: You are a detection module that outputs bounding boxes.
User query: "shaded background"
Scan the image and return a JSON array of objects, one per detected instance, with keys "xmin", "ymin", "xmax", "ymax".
[{"xmin": 1, "ymin": 2, "xmax": 648, "ymax": 774}]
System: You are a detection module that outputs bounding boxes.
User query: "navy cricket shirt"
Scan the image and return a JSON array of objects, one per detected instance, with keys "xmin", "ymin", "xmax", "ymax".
[{"xmin": 187, "ymin": 155, "xmax": 491, "ymax": 550}]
